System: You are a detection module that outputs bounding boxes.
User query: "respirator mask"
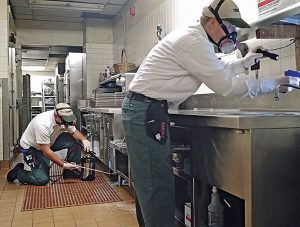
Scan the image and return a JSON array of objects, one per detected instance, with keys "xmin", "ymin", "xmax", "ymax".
[
  {"xmin": 217, "ymin": 21, "xmax": 237, "ymax": 54},
  {"xmin": 207, "ymin": 4, "xmax": 238, "ymax": 54},
  {"xmin": 59, "ymin": 119, "xmax": 76, "ymax": 130}
]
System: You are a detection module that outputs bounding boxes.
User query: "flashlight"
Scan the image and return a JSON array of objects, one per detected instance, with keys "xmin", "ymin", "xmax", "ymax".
[{"xmin": 256, "ymin": 49, "xmax": 279, "ymax": 61}]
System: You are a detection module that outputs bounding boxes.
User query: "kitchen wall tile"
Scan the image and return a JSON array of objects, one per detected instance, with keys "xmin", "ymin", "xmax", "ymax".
[
  {"xmin": 271, "ymin": 59, "xmax": 281, "ymax": 76},
  {"xmin": 0, "ymin": 2, "xmax": 7, "ymax": 21},
  {"xmin": 280, "ymin": 39, "xmax": 294, "ymax": 58},
  {"xmin": 0, "ymin": 21, "xmax": 8, "ymax": 35},
  {"xmin": 280, "ymin": 56, "xmax": 292, "ymax": 72},
  {"xmin": 0, "ymin": 56, "xmax": 8, "ymax": 69}
]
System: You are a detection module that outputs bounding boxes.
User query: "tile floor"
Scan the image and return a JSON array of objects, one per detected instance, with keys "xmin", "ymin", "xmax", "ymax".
[{"xmin": 0, "ymin": 166, "xmax": 139, "ymax": 227}]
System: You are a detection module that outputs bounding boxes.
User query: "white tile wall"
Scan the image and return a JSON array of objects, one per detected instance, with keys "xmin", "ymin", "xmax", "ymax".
[
  {"xmin": 246, "ymin": 38, "xmax": 296, "ymax": 78},
  {"xmin": 113, "ymin": 0, "xmax": 297, "ymax": 88},
  {"xmin": 85, "ymin": 43, "xmax": 113, "ymax": 97}
]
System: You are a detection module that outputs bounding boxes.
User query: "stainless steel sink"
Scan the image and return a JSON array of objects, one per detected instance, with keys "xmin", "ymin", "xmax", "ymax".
[{"xmin": 192, "ymin": 108, "xmax": 300, "ymax": 116}]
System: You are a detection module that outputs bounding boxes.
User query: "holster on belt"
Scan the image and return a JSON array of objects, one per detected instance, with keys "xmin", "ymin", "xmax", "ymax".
[
  {"xmin": 145, "ymin": 100, "xmax": 169, "ymax": 145},
  {"xmin": 21, "ymin": 147, "xmax": 37, "ymax": 168}
]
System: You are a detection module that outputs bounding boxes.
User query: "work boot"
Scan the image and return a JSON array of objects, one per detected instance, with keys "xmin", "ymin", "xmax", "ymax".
[
  {"xmin": 63, "ymin": 169, "xmax": 81, "ymax": 180},
  {"xmin": 7, "ymin": 163, "xmax": 24, "ymax": 183}
]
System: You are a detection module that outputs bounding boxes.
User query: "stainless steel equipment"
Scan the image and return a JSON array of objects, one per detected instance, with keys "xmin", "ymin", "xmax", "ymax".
[
  {"xmin": 110, "ymin": 139, "xmax": 132, "ymax": 186},
  {"xmin": 64, "ymin": 53, "xmax": 84, "ymax": 118},
  {"xmin": 85, "ymin": 108, "xmax": 124, "ymax": 174},
  {"xmin": 92, "ymin": 114, "xmax": 101, "ymax": 159},
  {"xmin": 104, "ymin": 113, "xmax": 124, "ymax": 172},
  {"xmin": 82, "ymin": 113, "xmax": 94, "ymax": 141},
  {"xmin": 170, "ymin": 109, "xmax": 300, "ymax": 227}
]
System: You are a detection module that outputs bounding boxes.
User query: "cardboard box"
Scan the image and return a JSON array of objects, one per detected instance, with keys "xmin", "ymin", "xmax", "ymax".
[{"xmin": 185, "ymin": 202, "xmax": 192, "ymax": 227}]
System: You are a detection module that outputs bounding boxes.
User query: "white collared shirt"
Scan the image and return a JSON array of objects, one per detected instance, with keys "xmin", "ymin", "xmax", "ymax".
[
  {"xmin": 129, "ymin": 24, "xmax": 248, "ymax": 107},
  {"xmin": 20, "ymin": 110, "xmax": 77, "ymax": 149}
]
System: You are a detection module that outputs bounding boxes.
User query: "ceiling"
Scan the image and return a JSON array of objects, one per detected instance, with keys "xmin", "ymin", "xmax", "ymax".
[
  {"xmin": 9, "ymin": 0, "xmax": 129, "ymax": 72},
  {"xmin": 9, "ymin": 0, "xmax": 129, "ymax": 23},
  {"xmin": 21, "ymin": 45, "xmax": 82, "ymax": 72}
]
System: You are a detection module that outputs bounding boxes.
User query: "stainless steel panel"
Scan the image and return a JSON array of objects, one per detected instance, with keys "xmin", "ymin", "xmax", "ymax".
[
  {"xmin": 2, "ymin": 78, "xmax": 10, "ymax": 160},
  {"xmin": 171, "ymin": 111, "xmax": 300, "ymax": 227}
]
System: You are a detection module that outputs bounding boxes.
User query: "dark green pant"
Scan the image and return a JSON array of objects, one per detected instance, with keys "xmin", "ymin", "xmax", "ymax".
[
  {"xmin": 122, "ymin": 97, "xmax": 175, "ymax": 227},
  {"xmin": 18, "ymin": 133, "xmax": 82, "ymax": 186}
]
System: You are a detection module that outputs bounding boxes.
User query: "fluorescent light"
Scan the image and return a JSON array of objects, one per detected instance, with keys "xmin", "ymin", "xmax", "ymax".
[
  {"xmin": 22, "ymin": 66, "xmax": 46, "ymax": 71},
  {"xmin": 29, "ymin": 0, "xmax": 104, "ymax": 12}
]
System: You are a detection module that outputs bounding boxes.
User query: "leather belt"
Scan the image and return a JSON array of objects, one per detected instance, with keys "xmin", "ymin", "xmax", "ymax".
[{"xmin": 126, "ymin": 91, "xmax": 158, "ymax": 103}]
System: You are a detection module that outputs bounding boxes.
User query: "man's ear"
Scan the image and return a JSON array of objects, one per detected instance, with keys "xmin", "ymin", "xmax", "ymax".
[{"xmin": 55, "ymin": 114, "xmax": 62, "ymax": 124}]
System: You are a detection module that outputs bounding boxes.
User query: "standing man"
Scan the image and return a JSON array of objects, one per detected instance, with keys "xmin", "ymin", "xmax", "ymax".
[
  {"xmin": 7, "ymin": 103, "xmax": 92, "ymax": 186},
  {"xmin": 121, "ymin": 0, "xmax": 299, "ymax": 226}
]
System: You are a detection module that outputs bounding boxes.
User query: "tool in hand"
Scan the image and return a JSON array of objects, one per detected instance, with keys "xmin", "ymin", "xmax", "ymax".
[
  {"xmin": 251, "ymin": 49, "xmax": 279, "ymax": 79},
  {"xmin": 256, "ymin": 49, "xmax": 279, "ymax": 61}
]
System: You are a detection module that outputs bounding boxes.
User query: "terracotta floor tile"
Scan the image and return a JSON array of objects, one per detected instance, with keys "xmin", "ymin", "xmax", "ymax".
[
  {"xmin": 54, "ymin": 220, "xmax": 76, "ymax": 227},
  {"xmin": 33, "ymin": 216, "xmax": 54, "ymax": 224},
  {"xmin": 52, "ymin": 207, "xmax": 72, "ymax": 216},
  {"xmin": 97, "ymin": 221, "xmax": 121, "ymax": 227},
  {"xmin": 1, "ymin": 168, "xmax": 138, "ymax": 227},
  {"xmin": 33, "ymin": 223, "xmax": 55, "ymax": 227},
  {"xmin": 74, "ymin": 216, "xmax": 97, "ymax": 225},
  {"xmin": 13, "ymin": 215, "xmax": 33, "ymax": 221},
  {"xmin": 1, "ymin": 221, "xmax": 13, "ymax": 227},
  {"xmin": 12, "ymin": 218, "xmax": 33, "ymax": 226},
  {"xmin": 53, "ymin": 213, "xmax": 74, "ymax": 222},
  {"xmin": 33, "ymin": 210, "xmax": 53, "ymax": 218},
  {"xmin": 0, "ymin": 215, "xmax": 13, "ymax": 222},
  {"xmin": 77, "ymin": 223, "xmax": 99, "ymax": 227}
]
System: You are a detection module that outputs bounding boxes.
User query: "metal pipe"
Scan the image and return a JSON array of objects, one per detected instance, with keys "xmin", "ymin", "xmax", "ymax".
[{"xmin": 274, "ymin": 83, "xmax": 300, "ymax": 100}]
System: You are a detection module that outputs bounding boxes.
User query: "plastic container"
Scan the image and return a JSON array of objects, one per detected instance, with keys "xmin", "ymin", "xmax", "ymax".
[
  {"xmin": 285, "ymin": 69, "xmax": 300, "ymax": 78},
  {"xmin": 208, "ymin": 186, "xmax": 224, "ymax": 227}
]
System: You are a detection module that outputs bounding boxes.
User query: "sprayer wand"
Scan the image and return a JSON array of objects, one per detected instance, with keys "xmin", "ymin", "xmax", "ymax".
[{"xmin": 64, "ymin": 161, "xmax": 114, "ymax": 176}]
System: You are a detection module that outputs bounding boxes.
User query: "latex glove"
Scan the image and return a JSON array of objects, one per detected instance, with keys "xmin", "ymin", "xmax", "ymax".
[
  {"xmin": 242, "ymin": 47, "xmax": 264, "ymax": 69},
  {"xmin": 246, "ymin": 75, "xmax": 300, "ymax": 98},
  {"xmin": 63, "ymin": 162, "xmax": 79, "ymax": 170},
  {"xmin": 82, "ymin": 139, "xmax": 92, "ymax": 152}
]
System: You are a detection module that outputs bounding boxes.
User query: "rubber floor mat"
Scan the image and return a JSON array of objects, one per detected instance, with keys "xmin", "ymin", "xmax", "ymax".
[{"xmin": 22, "ymin": 164, "xmax": 121, "ymax": 211}]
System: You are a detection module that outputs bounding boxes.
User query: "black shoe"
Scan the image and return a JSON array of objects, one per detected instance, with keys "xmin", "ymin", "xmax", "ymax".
[
  {"xmin": 7, "ymin": 163, "xmax": 24, "ymax": 183},
  {"xmin": 63, "ymin": 169, "xmax": 81, "ymax": 180}
]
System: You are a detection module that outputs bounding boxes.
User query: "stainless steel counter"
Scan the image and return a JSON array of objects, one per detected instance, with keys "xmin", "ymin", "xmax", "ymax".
[
  {"xmin": 169, "ymin": 108, "xmax": 300, "ymax": 227},
  {"xmin": 86, "ymin": 107, "xmax": 122, "ymax": 115},
  {"xmin": 169, "ymin": 108, "xmax": 300, "ymax": 129}
]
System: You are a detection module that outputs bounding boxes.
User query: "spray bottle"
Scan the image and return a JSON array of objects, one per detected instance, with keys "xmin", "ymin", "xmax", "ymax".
[
  {"xmin": 80, "ymin": 151, "xmax": 96, "ymax": 181},
  {"xmin": 208, "ymin": 186, "xmax": 224, "ymax": 227}
]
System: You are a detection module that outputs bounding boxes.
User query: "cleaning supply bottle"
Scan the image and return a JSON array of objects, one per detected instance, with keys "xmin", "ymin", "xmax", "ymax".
[{"xmin": 208, "ymin": 186, "xmax": 224, "ymax": 227}]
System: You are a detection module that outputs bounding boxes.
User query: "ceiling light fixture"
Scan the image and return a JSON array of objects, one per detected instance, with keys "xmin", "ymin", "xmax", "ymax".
[
  {"xmin": 29, "ymin": 0, "xmax": 105, "ymax": 12},
  {"xmin": 22, "ymin": 66, "xmax": 46, "ymax": 71}
]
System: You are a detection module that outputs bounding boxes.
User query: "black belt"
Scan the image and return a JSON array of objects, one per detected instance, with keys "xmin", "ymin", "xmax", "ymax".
[{"xmin": 126, "ymin": 91, "xmax": 158, "ymax": 103}]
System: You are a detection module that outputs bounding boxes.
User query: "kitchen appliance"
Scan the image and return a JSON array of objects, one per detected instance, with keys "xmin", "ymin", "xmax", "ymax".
[
  {"xmin": 110, "ymin": 139, "xmax": 132, "ymax": 186},
  {"xmin": 102, "ymin": 113, "xmax": 124, "ymax": 172}
]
